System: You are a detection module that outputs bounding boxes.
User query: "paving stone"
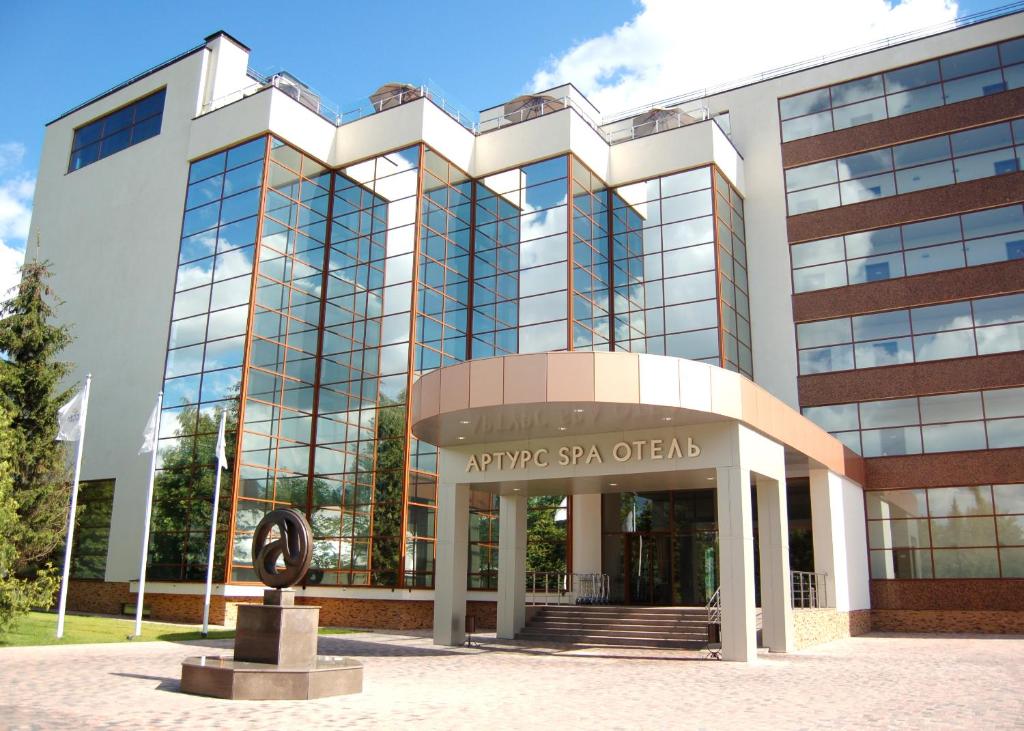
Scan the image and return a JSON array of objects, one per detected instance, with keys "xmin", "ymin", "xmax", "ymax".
[{"xmin": 0, "ymin": 630, "xmax": 1021, "ymax": 729}]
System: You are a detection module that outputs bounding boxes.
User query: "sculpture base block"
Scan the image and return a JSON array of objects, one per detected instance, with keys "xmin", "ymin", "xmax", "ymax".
[{"xmin": 180, "ymin": 655, "xmax": 363, "ymax": 700}]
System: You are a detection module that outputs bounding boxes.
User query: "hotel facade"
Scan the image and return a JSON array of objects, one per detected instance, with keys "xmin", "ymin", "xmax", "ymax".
[{"xmin": 28, "ymin": 11, "xmax": 1024, "ymax": 661}]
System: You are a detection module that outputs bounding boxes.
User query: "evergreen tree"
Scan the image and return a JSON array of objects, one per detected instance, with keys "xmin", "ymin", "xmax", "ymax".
[
  {"xmin": 0, "ymin": 383, "xmax": 58, "ymax": 631},
  {"xmin": 0, "ymin": 260, "xmax": 74, "ymax": 576}
]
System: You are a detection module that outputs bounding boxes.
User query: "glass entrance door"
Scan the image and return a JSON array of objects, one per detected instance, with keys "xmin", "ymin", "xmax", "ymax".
[{"xmin": 625, "ymin": 532, "xmax": 672, "ymax": 605}]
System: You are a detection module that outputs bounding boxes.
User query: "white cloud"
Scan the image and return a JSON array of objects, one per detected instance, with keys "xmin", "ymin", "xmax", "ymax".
[
  {"xmin": 0, "ymin": 239, "xmax": 24, "ymax": 301},
  {"xmin": 0, "ymin": 142, "xmax": 34, "ymax": 302},
  {"xmin": 530, "ymin": 0, "xmax": 959, "ymax": 118}
]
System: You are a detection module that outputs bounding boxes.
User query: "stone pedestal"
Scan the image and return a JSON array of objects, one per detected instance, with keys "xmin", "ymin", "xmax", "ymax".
[
  {"xmin": 234, "ymin": 603, "xmax": 319, "ymax": 666},
  {"xmin": 180, "ymin": 593, "xmax": 362, "ymax": 700}
]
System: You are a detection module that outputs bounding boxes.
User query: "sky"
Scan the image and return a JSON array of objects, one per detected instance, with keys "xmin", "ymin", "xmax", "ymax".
[{"xmin": 0, "ymin": 0, "xmax": 1012, "ymax": 298}]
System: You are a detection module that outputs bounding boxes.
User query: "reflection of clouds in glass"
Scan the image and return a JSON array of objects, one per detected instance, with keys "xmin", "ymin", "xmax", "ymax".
[
  {"xmin": 520, "ymin": 234, "xmax": 566, "ymax": 268},
  {"xmin": 519, "ymin": 292, "xmax": 567, "ymax": 325},
  {"xmin": 520, "ymin": 204, "xmax": 567, "ymax": 243},
  {"xmin": 520, "ymin": 262, "xmax": 566, "ymax": 297},
  {"xmin": 201, "ymin": 367, "xmax": 241, "ymax": 401},
  {"xmin": 519, "ymin": 321, "xmax": 566, "ymax": 354},
  {"xmin": 802, "ymin": 403, "xmax": 859, "ymax": 432},
  {"xmin": 204, "ymin": 335, "xmax": 245, "ymax": 370},
  {"xmin": 375, "ymin": 170, "xmax": 418, "ymax": 202}
]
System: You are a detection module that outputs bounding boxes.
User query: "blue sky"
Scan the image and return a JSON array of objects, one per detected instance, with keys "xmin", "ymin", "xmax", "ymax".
[{"xmin": 0, "ymin": 0, "xmax": 1011, "ymax": 295}]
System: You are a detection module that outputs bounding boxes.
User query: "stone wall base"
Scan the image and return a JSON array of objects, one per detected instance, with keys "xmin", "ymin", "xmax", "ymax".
[
  {"xmin": 792, "ymin": 608, "xmax": 872, "ymax": 649},
  {"xmin": 64, "ymin": 581, "xmax": 498, "ymax": 630},
  {"xmin": 871, "ymin": 609, "xmax": 1024, "ymax": 634}
]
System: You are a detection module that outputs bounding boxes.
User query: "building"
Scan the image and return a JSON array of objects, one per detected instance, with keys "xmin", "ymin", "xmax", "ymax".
[{"xmin": 27, "ymin": 11, "xmax": 1023, "ymax": 661}]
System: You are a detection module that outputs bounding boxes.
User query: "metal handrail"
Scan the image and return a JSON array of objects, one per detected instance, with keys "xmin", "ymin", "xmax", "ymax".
[
  {"xmin": 791, "ymin": 570, "xmax": 829, "ymax": 608},
  {"xmin": 705, "ymin": 586, "xmax": 721, "ymax": 625},
  {"xmin": 525, "ymin": 572, "xmax": 610, "ymax": 605}
]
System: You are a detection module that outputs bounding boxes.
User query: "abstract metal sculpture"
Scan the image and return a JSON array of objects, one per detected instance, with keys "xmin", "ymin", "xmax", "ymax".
[{"xmin": 252, "ymin": 508, "xmax": 313, "ymax": 588}]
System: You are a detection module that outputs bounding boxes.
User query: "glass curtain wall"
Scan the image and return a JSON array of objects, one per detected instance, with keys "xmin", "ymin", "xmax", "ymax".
[
  {"xmin": 308, "ymin": 145, "xmax": 420, "ymax": 587},
  {"xmin": 571, "ymin": 158, "xmax": 611, "ymax": 350},
  {"xmin": 474, "ymin": 157, "xmax": 570, "ymax": 355},
  {"xmin": 194, "ymin": 146, "xmax": 752, "ymax": 588},
  {"xmin": 154, "ymin": 137, "xmax": 264, "ymax": 581},
  {"xmin": 714, "ymin": 170, "xmax": 752, "ymax": 377},
  {"xmin": 610, "ymin": 165, "xmax": 750, "ymax": 376},
  {"xmin": 230, "ymin": 139, "xmax": 330, "ymax": 581}
]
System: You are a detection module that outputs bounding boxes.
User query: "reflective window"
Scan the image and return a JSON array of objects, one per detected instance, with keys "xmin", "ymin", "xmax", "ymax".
[
  {"xmin": 780, "ymin": 38, "xmax": 1024, "ymax": 142},
  {"xmin": 867, "ymin": 484, "xmax": 1024, "ymax": 579},
  {"xmin": 70, "ymin": 479, "xmax": 115, "ymax": 579},
  {"xmin": 69, "ymin": 88, "xmax": 166, "ymax": 171},
  {"xmin": 803, "ymin": 386, "xmax": 1024, "ymax": 457},
  {"xmin": 785, "ymin": 118, "xmax": 1024, "ymax": 214},
  {"xmin": 796, "ymin": 293, "xmax": 1024, "ymax": 374},
  {"xmin": 792, "ymin": 204, "xmax": 1024, "ymax": 292}
]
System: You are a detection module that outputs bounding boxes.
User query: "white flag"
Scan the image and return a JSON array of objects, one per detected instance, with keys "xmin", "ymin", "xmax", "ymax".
[
  {"xmin": 56, "ymin": 389, "xmax": 87, "ymax": 442},
  {"xmin": 215, "ymin": 412, "xmax": 227, "ymax": 471},
  {"xmin": 139, "ymin": 402, "xmax": 160, "ymax": 455}
]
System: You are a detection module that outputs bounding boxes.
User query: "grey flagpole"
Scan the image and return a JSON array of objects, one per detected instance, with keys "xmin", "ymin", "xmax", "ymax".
[
  {"xmin": 201, "ymin": 410, "xmax": 228, "ymax": 637},
  {"xmin": 55, "ymin": 374, "xmax": 92, "ymax": 639},
  {"xmin": 134, "ymin": 391, "xmax": 163, "ymax": 638}
]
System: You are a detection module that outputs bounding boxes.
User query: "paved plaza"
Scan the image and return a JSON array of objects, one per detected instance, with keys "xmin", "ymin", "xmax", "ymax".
[{"xmin": 1, "ymin": 630, "xmax": 1022, "ymax": 730}]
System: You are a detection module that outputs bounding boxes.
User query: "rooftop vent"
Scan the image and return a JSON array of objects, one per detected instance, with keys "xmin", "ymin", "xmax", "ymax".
[
  {"xmin": 502, "ymin": 94, "xmax": 565, "ymax": 123},
  {"xmin": 370, "ymin": 83, "xmax": 424, "ymax": 112},
  {"xmin": 630, "ymin": 107, "xmax": 699, "ymax": 139},
  {"xmin": 274, "ymin": 72, "xmax": 321, "ymax": 114}
]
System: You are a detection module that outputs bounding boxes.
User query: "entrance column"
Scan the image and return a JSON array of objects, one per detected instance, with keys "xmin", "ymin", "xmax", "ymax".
[
  {"xmin": 497, "ymin": 492, "xmax": 528, "ymax": 639},
  {"xmin": 715, "ymin": 464, "xmax": 756, "ymax": 662},
  {"xmin": 756, "ymin": 475, "xmax": 794, "ymax": 653},
  {"xmin": 809, "ymin": 469, "xmax": 842, "ymax": 609},
  {"xmin": 809, "ymin": 468, "xmax": 871, "ymax": 612},
  {"xmin": 433, "ymin": 481, "xmax": 469, "ymax": 646}
]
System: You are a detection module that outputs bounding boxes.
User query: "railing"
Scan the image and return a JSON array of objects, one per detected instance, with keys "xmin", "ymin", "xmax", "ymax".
[
  {"xmin": 525, "ymin": 572, "xmax": 610, "ymax": 606},
  {"xmin": 603, "ymin": 2, "xmax": 1024, "ymax": 127},
  {"xmin": 201, "ymin": 78, "xmax": 475, "ymax": 131},
  {"xmin": 791, "ymin": 570, "xmax": 829, "ymax": 609},
  {"xmin": 478, "ymin": 95, "xmax": 604, "ymax": 138},
  {"xmin": 705, "ymin": 586, "xmax": 721, "ymax": 626}
]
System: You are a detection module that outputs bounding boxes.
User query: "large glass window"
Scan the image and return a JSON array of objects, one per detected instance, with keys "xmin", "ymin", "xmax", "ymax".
[
  {"xmin": 804, "ymin": 386, "xmax": 1024, "ymax": 457},
  {"xmin": 611, "ymin": 168, "xmax": 725, "ymax": 368},
  {"xmin": 780, "ymin": 37, "xmax": 1024, "ymax": 142},
  {"xmin": 796, "ymin": 292, "xmax": 1024, "ymax": 375},
  {"xmin": 69, "ymin": 88, "xmax": 166, "ymax": 171},
  {"xmin": 791, "ymin": 204, "xmax": 1024, "ymax": 293},
  {"xmin": 785, "ymin": 118, "xmax": 1024, "ymax": 215},
  {"xmin": 155, "ymin": 137, "xmax": 263, "ymax": 581},
  {"xmin": 867, "ymin": 484, "xmax": 1024, "ymax": 579},
  {"xmin": 70, "ymin": 479, "xmax": 115, "ymax": 580}
]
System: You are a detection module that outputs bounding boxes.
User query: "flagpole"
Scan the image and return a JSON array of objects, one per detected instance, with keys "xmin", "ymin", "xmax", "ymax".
[
  {"xmin": 56, "ymin": 374, "xmax": 91, "ymax": 639},
  {"xmin": 134, "ymin": 390, "xmax": 162, "ymax": 638},
  {"xmin": 201, "ymin": 410, "xmax": 227, "ymax": 637}
]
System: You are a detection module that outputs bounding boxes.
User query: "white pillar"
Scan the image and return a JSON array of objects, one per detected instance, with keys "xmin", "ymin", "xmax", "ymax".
[
  {"xmin": 716, "ymin": 464, "xmax": 757, "ymax": 662},
  {"xmin": 809, "ymin": 469, "xmax": 845, "ymax": 610},
  {"xmin": 756, "ymin": 475, "xmax": 794, "ymax": 653},
  {"xmin": 571, "ymin": 493, "xmax": 602, "ymax": 575},
  {"xmin": 433, "ymin": 481, "xmax": 469, "ymax": 646},
  {"xmin": 497, "ymin": 492, "xmax": 528, "ymax": 639}
]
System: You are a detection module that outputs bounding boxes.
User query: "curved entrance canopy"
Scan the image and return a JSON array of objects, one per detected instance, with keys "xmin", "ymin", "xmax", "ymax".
[
  {"xmin": 411, "ymin": 352, "xmax": 863, "ymax": 484},
  {"xmin": 410, "ymin": 353, "xmax": 870, "ymax": 662}
]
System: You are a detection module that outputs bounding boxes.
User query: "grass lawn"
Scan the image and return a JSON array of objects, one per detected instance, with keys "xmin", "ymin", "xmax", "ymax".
[{"xmin": 0, "ymin": 612, "xmax": 359, "ymax": 647}]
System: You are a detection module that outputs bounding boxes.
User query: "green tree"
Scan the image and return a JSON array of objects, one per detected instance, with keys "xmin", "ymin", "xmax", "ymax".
[
  {"xmin": 0, "ymin": 390, "xmax": 58, "ymax": 631},
  {"xmin": 0, "ymin": 260, "xmax": 72, "ymax": 596},
  {"xmin": 149, "ymin": 396, "xmax": 239, "ymax": 581},
  {"xmin": 526, "ymin": 495, "xmax": 568, "ymax": 575}
]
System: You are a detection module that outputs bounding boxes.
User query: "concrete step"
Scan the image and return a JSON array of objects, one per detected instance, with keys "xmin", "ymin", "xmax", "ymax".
[
  {"xmin": 515, "ymin": 630, "xmax": 705, "ymax": 650},
  {"xmin": 520, "ymin": 622, "xmax": 704, "ymax": 634},
  {"xmin": 520, "ymin": 605, "xmax": 712, "ymax": 649},
  {"xmin": 529, "ymin": 619, "xmax": 708, "ymax": 631}
]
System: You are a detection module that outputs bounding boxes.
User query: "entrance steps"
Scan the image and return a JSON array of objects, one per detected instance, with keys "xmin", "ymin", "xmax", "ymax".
[{"xmin": 516, "ymin": 605, "xmax": 707, "ymax": 649}]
